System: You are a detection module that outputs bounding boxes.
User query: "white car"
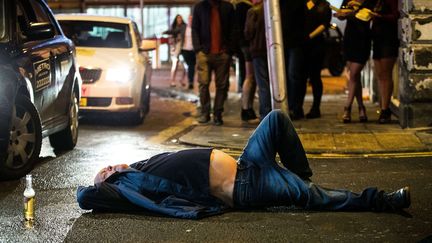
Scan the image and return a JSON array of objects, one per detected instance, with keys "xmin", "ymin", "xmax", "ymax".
[{"xmin": 56, "ymin": 14, "xmax": 155, "ymax": 124}]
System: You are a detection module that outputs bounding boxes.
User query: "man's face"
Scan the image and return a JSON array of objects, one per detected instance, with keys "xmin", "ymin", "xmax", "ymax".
[{"xmin": 94, "ymin": 164, "xmax": 129, "ymax": 184}]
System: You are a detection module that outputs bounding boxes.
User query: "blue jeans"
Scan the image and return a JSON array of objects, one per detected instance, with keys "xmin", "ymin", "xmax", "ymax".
[
  {"xmin": 233, "ymin": 110, "xmax": 380, "ymax": 210},
  {"xmin": 252, "ymin": 57, "xmax": 272, "ymax": 119}
]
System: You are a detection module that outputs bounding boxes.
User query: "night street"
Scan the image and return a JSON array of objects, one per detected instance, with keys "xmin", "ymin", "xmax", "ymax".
[
  {"xmin": 0, "ymin": 92, "xmax": 431, "ymax": 242},
  {"xmin": 2, "ymin": 0, "xmax": 432, "ymax": 241}
]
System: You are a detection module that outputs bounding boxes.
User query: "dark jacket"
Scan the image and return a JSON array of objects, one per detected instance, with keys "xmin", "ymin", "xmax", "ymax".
[
  {"xmin": 305, "ymin": 0, "xmax": 332, "ymax": 43},
  {"xmin": 232, "ymin": 0, "xmax": 253, "ymax": 47},
  {"xmin": 192, "ymin": 0, "xmax": 235, "ymax": 54},
  {"xmin": 244, "ymin": 4, "xmax": 267, "ymax": 58},
  {"xmin": 163, "ymin": 23, "xmax": 187, "ymax": 49},
  {"xmin": 77, "ymin": 168, "xmax": 228, "ymax": 219},
  {"xmin": 279, "ymin": 0, "xmax": 306, "ymax": 48}
]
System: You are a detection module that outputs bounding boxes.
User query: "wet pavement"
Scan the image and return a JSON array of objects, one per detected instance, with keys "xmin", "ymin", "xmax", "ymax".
[
  {"xmin": 151, "ymin": 68, "xmax": 432, "ymax": 155},
  {"xmin": 0, "ymin": 68, "xmax": 431, "ymax": 242}
]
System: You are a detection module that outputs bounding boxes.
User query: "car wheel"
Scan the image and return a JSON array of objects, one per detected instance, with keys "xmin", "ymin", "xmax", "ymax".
[
  {"xmin": 49, "ymin": 90, "xmax": 79, "ymax": 151},
  {"xmin": 0, "ymin": 94, "xmax": 42, "ymax": 180},
  {"xmin": 130, "ymin": 77, "xmax": 150, "ymax": 125},
  {"xmin": 143, "ymin": 86, "xmax": 151, "ymax": 115},
  {"xmin": 130, "ymin": 108, "xmax": 145, "ymax": 125}
]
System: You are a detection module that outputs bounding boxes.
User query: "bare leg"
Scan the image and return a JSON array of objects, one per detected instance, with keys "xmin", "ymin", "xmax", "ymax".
[
  {"xmin": 345, "ymin": 62, "xmax": 365, "ymax": 108},
  {"xmin": 170, "ymin": 57, "xmax": 179, "ymax": 87},
  {"xmin": 374, "ymin": 57, "xmax": 396, "ymax": 110},
  {"xmin": 241, "ymin": 61, "xmax": 256, "ymax": 109}
]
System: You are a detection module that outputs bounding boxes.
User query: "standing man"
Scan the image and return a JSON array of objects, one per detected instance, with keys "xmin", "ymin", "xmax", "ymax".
[
  {"xmin": 280, "ymin": 0, "xmax": 307, "ymax": 120},
  {"xmin": 192, "ymin": 0, "xmax": 235, "ymax": 126}
]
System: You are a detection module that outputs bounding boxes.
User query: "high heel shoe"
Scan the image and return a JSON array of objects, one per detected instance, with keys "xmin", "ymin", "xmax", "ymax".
[
  {"xmin": 359, "ymin": 105, "xmax": 368, "ymax": 123},
  {"xmin": 342, "ymin": 106, "xmax": 351, "ymax": 123},
  {"xmin": 378, "ymin": 109, "xmax": 391, "ymax": 124}
]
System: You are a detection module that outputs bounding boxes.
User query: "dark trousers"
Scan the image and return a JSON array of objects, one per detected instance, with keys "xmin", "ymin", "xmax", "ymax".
[
  {"xmin": 233, "ymin": 110, "xmax": 380, "ymax": 210},
  {"xmin": 252, "ymin": 57, "xmax": 272, "ymax": 119},
  {"xmin": 181, "ymin": 50, "xmax": 196, "ymax": 86},
  {"xmin": 285, "ymin": 47, "xmax": 306, "ymax": 115},
  {"xmin": 305, "ymin": 40, "xmax": 325, "ymax": 111},
  {"xmin": 196, "ymin": 51, "xmax": 231, "ymax": 117}
]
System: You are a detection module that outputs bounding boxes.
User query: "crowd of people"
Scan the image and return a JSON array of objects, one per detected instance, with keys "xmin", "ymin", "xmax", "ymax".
[{"xmin": 162, "ymin": 0, "xmax": 399, "ymax": 126}]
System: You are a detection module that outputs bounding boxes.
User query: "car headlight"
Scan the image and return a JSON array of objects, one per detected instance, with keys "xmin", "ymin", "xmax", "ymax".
[{"xmin": 106, "ymin": 67, "xmax": 136, "ymax": 83}]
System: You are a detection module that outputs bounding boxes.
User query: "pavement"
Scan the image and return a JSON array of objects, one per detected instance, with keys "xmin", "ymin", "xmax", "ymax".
[{"xmin": 151, "ymin": 67, "xmax": 432, "ymax": 155}]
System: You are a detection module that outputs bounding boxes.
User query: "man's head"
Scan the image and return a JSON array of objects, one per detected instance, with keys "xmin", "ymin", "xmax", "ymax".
[{"xmin": 94, "ymin": 164, "xmax": 130, "ymax": 184}]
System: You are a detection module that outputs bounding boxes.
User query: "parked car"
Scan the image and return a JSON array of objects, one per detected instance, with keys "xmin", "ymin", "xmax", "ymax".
[
  {"xmin": 0, "ymin": 0, "xmax": 82, "ymax": 180},
  {"xmin": 56, "ymin": 14, "xmax": 155, "ymax": 124},
  {"xmin": 322, "ymin": 23, "xmax": 346, "ymax": 77}
]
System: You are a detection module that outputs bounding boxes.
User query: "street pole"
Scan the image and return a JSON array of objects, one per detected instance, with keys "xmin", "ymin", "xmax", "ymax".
[
  {"xmin": 140, "ymin": 0, "xmax": 144, "ymax": 37},
  {"xmin": 263, "ymin": 0, "xmax": 288, "ymax": 113}
]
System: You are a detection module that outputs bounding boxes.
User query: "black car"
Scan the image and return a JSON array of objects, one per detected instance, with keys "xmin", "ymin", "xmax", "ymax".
[{"xmin": 0, "ymin": 0, "xmax": 82, "ymax": 180}]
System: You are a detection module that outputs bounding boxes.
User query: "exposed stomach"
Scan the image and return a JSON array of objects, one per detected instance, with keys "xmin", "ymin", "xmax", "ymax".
[{"xmin": 209, "ymin": 149, "xmax": 238, "ymax": 207}]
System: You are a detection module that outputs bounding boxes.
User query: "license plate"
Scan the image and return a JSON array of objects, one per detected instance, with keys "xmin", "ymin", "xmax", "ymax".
[{"xmin": 80, "ymin": 97, "xmax": 87, "ymax": 107}]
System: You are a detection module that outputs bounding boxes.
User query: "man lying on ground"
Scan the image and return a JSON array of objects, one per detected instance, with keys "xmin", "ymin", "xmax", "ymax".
[{"xmin": 77, "ymin": 110, "xmax": 410, "ymax": 219}]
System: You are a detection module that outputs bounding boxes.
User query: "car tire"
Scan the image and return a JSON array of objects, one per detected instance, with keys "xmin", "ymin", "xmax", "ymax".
[
  {"xmin": 49, "ymin": 90, "xmax": 79, "ymax": 151},
  {"xmin": 0, "ymin": 94, "xmax": 42, "ymax": 180},
  {"xmin": 143, "ymin": 85, "xmax": 151, "ymax": 115},
  {"xmin": 130, "ymin": 77, "xmax": 150, "ymax": 125}
]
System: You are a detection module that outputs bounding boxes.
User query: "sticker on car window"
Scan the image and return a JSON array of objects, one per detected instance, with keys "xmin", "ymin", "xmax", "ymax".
[
  {"xmin": 77, "ymin": 48, "xmax": 95, "ymax": 56},
  {"xmin": 33, "ymin": 58, "xmax": 51, "ymax": 91}
]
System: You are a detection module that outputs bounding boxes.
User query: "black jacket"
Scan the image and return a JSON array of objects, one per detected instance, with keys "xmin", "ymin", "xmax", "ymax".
[
  {"xmin": 192, "ymin": 0, "xmax": 235, "ymax": 54},
  {"xmin": 244, "ymin": 4, "xmax": 267, "ymax": 58},
  {"xmin": 280, "ymin": 0, "xmax": 306, "ymax": 48}
]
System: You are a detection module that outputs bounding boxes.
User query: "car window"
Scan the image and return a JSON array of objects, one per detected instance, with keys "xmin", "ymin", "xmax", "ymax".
[
  {"xmin": 0, "ymin": 0, "xmax": 5, "ymax": 41},
  {"xmin": 28, "ymin": 0, "xmax": 50, "ymax": 23},
  {"xmin": 16, "ymin": 1, "xmax": 29, "ymax": 41},
  {"xmin": 16, "ymin": 0, "xmax": 58, "ymax": 42},
  {"xmin": 58, "ymin": 20, "xmax": 132, "ymax": 48},
  {"xmin": 132, "ymin": 21, "xmax": 142, "ymax": 44}
]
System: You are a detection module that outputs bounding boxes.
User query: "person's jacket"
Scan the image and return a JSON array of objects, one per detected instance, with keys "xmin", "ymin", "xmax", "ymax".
[
  {"xmin": 231, "ymin": 0, "xmax": 253, "ymax": 48},
  {"xmin": 279, "ymin": 0, "xmax": 306, "ymax": 48},
  {"xmin": 77, "ymin": 168, "xmax": 228, "ymax": 219},
  {"xmin": 192, "ymin": 0, "xmax": 235, "ymax": 54},
  {"xmin": 163, "ymin": 23, "xmax": 187, "ymax": 49},
  {"xmin": 244, "ymin": 3, "xmax": 267, "ymax": 58}
]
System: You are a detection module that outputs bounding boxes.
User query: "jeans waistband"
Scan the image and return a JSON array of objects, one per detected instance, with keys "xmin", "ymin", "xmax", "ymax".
[{"xmin": 233, "ymin": 162, "xmax": 251, "ymax": 208}]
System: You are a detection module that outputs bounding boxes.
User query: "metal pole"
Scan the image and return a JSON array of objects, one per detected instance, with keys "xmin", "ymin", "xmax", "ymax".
[
  {"xmin": 263, "ymin": 0, "xmax": 288, "ymax": 113},
  {"xmin": 140, "ymin": 0, "xmax": 144, "ymax": 37}
]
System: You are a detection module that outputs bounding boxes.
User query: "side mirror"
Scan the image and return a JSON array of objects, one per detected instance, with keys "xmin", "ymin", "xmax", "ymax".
[
  {"xmin": 139, "ymin": 39, "xmax": 157, "ymax": 52},
  {"xmin": 25, "ymin": 22, "xmax": 55, "ymax": 41}
]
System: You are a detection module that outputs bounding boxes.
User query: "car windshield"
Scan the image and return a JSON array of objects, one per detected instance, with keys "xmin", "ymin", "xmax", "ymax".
[
  {"xmin": 58, "ymin": 20, "xmax": 131, "ymax": 48},
  {"xmin": 0, "ymin": 0, "xmax": 6, "ymax": 42}
]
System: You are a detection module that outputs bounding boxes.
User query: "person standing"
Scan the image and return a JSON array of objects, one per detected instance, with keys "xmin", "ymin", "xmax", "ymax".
[
  {"xmin": 163, "ymin": 15, "xmax": 187, "ymax": 88},
  {"xmin": 304, "ymin": 0, "xmax": 332, "ymax": 119},
  {"xmin": 244, "ymin": 0, "xmax": 272, "ymax": 120},
  {"xmin": 181, "ymin": 15, "xmax": 197, "ymax": 90},
  {"xmin": 192, "ymin": 0, "xmax": 235, "ymax": 126},
  {"xmin": 232, "ymin": 0, "xmax": 258, "ymax": 122},
  {"xmin": 371, "ymin": 0, "xmax": 399, "ymax": 124},
  {"xmin": 335, "ymin": 0, "xmax": 376, "ymax": 123},
  {"xmin": 280, "ymin": 0, "xmax": 307, "ymax": 120}
]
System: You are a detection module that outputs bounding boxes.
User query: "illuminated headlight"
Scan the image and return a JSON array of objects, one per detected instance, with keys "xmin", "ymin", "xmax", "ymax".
[{"xmin": 106, "ymin": 67, "xmax": 136, "ymax": 83}]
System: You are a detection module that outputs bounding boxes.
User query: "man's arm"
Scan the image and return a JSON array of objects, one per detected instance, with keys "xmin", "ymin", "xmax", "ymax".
[
  {"xmin": 192, "ymin": 4, "xmax": 202, "ymax": 53},
  {"xmin": 244, "ymin": 8, "xmax": 257, "ymax": 41}
]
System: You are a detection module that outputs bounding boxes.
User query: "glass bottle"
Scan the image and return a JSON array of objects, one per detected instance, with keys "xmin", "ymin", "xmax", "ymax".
[{"xmin": 23, "ymin": 174, "xmax": 35, "ymax": 225}]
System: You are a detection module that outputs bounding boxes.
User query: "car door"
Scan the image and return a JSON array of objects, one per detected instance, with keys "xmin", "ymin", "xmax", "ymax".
[
  {"xmin": 18, "ymin": 0, "xmax": 71, "ymax": 128},
  {"xmin": 30, "ymin": 0, "xmax": 75, "ymax": 124}
]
